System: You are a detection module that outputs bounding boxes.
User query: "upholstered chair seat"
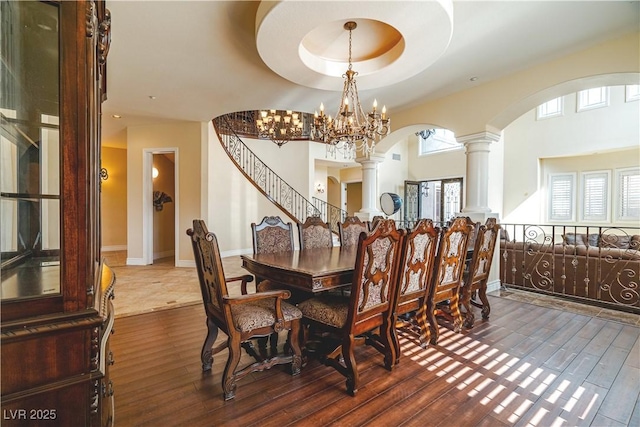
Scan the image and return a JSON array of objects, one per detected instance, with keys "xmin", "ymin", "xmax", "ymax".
[
  {"xmin": 297, "ymin": 294, "xmax": 349, "ymax": 328},
  {"xmin": 231, "ymin": 299, "xmax": 302, "ymax": 332}
]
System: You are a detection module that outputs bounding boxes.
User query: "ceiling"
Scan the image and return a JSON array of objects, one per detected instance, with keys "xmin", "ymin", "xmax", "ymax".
[{"xmin": 101, "ymin": 1, "xmax": 640, "ymax": 146}]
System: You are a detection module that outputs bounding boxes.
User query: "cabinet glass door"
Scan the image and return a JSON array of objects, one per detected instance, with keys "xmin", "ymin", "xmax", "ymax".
[{"xmin": 1, "ymin": 1, "xmax": 61, "ymax": 300}]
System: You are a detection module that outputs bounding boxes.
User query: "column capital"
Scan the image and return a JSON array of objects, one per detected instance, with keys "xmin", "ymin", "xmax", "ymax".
[
  {"xmin": 355, "ymin": 153, "xmax": 385, "ymax": 165},
  {"xmin": 457, "ymin": 131, "xmax": 501, "ymax": 146}
]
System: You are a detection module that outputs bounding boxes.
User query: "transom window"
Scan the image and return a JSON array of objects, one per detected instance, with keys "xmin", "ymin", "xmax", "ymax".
[
  {"xmin": 626, "ymin": 85, "xmax": 640, "ymax": 102},
  {"xmin": 577, "ymin": 87, "xmax": 609, "ymax": 111},
  {"xmin": 417, "ymin": 129, "xmax": 461, "ymax": 156},
  {"xmin": 537, "ymin": 97, "xmax": 563, "ymax": 120}
]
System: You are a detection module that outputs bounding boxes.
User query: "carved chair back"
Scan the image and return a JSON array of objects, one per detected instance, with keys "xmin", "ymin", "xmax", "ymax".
[
  {"xmin": 347, "ymin": 219, "xmax": 406, "ymax": 337},
  {"xmin": 369, "ymin": 215, "xmax": 385, "ymax": 231},
  {"xmin": 251, "ymin": 215, "xmax": 295, "ymax": 254},
  {"xmin": 298, "ymin": 216, "xmax": 333, "ymax": 250},
  {"xmin": 426, "ymin": 216, "xmax": 475, "ymax": 343},
  {"xmin": 461, "ymin": 217, "xmax": 501, "ymax": 327},
  {"xmin": 338, "ymin": 216, "xmax": 369, "ymax": 247},
  {"xmin": 431, "ymin": 216, "xmax": 475, "ymax": 298},
  {"xmin": 187, "ymin": 219, "xmax": 229, "ymax": 325},
  {"xmin": 393, "ymin": 219, "xmax": 440, "ymax": 352},
  {"xmin": 297, "ymin": 218, "xmax": 406, "ymax": 396}
]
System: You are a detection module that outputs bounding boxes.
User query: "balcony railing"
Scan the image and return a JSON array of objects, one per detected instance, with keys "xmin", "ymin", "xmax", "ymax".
[{"xmin": 499, "ymin": 223, "xmax": 640, "ymax": 314}]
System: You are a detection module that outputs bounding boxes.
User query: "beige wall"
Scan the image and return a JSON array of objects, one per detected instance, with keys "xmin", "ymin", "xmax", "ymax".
[
  {"xmin": 387, "ymin": 32, "xmax": 639, "ymax": 142},
  {"xmin": 346, "ymin": 182, "xmax": 362, "ymax": 216},
  {"xmin": 126, "ymin": 122, "xmax": 201, "ymax": 265},
  {"xmin": 101, "ymin": 146, "xmax": 127, "ymax": 250}
]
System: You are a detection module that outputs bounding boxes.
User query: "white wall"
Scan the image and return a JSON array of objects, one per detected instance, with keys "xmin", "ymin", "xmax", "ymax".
[{"xmin": 502, "ymin": 85, "xmax": 639, "ymax": 225}]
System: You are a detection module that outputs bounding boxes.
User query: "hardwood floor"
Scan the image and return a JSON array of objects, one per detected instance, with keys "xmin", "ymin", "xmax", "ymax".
[{"xmin": 110, "ymin": 296, "xmax": 640, "ymax": 426}]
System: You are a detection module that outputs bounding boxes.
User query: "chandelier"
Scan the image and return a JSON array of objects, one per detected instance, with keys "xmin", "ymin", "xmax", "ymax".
[
  {"xmin": 256, "ymin": 109, "xmax": 303, "ymax": 147},
  {"xmin": 312, "ymin": 21, "xmax": 391, "ymax": 159}
]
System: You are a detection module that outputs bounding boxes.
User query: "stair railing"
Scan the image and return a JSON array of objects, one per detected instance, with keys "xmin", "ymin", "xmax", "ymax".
[
  {"xmin": 312, "ymin": 197, "xmax": 347, "ymax": 233},
  {"xmin": 212, "ymin": 112, "xmax": 320, "ymax": 225}
]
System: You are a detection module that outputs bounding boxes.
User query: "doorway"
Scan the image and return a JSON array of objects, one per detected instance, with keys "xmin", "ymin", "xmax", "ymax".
[
  {"xmin": 142, "ymin": 148, "xmax": 178, "ymax": 266},
  {"xmin": 404, "ymin": 178, "xmax": 463, "ymax": 224},
  {"xmin": 152, "ymin": 153, "xmax": 175, "ymax": 263}
]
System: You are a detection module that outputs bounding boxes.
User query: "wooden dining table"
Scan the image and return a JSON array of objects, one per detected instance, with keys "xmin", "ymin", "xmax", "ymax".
[{"xmin": 241, "ymin": 246, "xmax": 358, "ymax": 293}]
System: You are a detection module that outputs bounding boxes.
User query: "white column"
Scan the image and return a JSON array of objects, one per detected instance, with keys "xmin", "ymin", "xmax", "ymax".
[
  {"xmin": 457, "ymin": 131, "xmax": 501, "ymax": 215},
  {"xmin": 457, "ymin": 131, "xmax": 502, "ymax": 295},
  {"xmin": 355, "ymin": 154, "xmax": 384, "ymax": 221}
]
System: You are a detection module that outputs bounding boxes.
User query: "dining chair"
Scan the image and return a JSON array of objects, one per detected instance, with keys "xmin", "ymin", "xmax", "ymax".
[
  {"xmin": 460, "ymin": 217, "xmax": 501, "ymax": 328},
  {"xmin": 297, "ymin": 219, "xmax": 406, "ymax": 396},
  {"xmin": 187, "ymin": 219, "xmax": 302, "ymax": 400},
  {"xmin": 338, "ymin": 216, "xmax": 369, "ymax": 247},
  {"xmin": 393, "ymin": 219, "xmax": 440, "ymax": 360},
  {"xmin": 251, "ymin": 215, "xmax": 295, "ymax": 254},
  {"xmin": 426, "ymin": 216, "xmax": 475, "ymax": 345},
  {"xmin": 298, "ymin": 216, "xmax": 333, "ymax": 250},
  {"xmin": 369, "ymin": 215, "xmax": 385, "ymax": 231}
]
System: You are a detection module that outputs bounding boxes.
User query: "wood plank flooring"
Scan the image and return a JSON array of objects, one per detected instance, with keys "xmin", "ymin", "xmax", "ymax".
[{"xmin": 110, "ymin": 296, "xmax": 640, "ymax": 426}]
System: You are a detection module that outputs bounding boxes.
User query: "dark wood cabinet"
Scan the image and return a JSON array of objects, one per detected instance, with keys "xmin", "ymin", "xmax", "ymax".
[{"xmin": 1, "ymin": 1, "xmax": 114, "ymax": 425}]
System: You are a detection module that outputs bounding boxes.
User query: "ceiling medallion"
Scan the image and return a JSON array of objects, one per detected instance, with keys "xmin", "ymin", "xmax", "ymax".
[{"xmin": 312, "ymin": 21, "xmax": 390, "ymax": 159}]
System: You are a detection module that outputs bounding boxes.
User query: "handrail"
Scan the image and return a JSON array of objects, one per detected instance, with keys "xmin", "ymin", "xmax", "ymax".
[
  {"xmin": 212, "ymin": 113, "xmax": 320, "ymax": 225},
  {"xmin": 312, "ymin": 197, "xmax": 347, "ymax": 233}
]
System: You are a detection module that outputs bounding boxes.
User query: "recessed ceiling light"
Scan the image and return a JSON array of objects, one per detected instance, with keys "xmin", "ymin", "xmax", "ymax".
[
  {"xmin": 111, "ymin": 114, "xmax": 122, "ymax": 119},
  {"xmin": 149, "ymin": 95, "xmax": 157, "ymax": 100},
  {"xmin": 470, "ymin": 76, "xmax": 478, "ymax": 82}
]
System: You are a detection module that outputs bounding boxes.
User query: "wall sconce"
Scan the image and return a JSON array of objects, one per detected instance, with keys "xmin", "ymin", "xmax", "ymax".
[
  {"xmin": 152, "ymin": 167, "xmax": 159, "ymax": 179},
  {"xmin": 100, "ymin": 167, "xmax": 109, "ymax": 181},
  {"xmin": 315, "ymin": 182, "xmax": 325, "ymax": 193}
]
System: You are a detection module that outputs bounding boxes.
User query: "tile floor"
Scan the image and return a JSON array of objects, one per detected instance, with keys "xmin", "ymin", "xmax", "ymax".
[{"xmin": 103, "ymin": 250, "xmax": 640, "ymax": 326}]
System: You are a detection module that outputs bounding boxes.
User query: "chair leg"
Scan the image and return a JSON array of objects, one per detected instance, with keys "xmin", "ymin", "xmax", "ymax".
[
  {"xmin": 414, "ymin": 305, "xmax": 431, "ymax": 349},
  {"xmin": 427, "ymin": 300, "xmax": 439, "ymax": 345},
  {"xmin": 461, "ymin": 288, "xmax": 475, "ymax": 329},
  {"xmin": 222, "ymin": 335, "xmax": 242, "ymax": 401},
  {"xmin": 289, "ymin": 320, "xmax": 302, "ymax": 376},
  {"xmin": 343, "ymin": 334, "xmax": 359, "ymax": 396},
  {"xmin": 201, "ymin": 317, "xmax": 219, "ymax": 371},
  {"xmin": 269, "ymin": 332, "xmax": 279, "ymax": 356},
  {"xmin": 478, "ymin": 282, "xmax": 491, "ymax": 320},
  {"xmin": 381, "ymin": 317, "xmax": 397, "ymax": 370},
  {"xmin": 449, "ymin": 292, "xmax": 464, "ymax": 333}
]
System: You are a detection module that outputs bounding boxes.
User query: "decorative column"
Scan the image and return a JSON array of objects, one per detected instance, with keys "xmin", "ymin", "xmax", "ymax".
[
  {"xmin": 457, "ymin": 131, "xmax": 501, "ymax": 215},
  {"xmin": 457, "ymin": 131, "xmax": 502, "ymax": 295},
  {"xmin": 355, "ymin": 154, "xmax": 384, "ymax": 221}
]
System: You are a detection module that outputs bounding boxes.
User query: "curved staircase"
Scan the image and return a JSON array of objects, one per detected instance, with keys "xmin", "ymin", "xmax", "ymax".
[{"xmin": 212, "ymin": 112, "xmax": 346, "ymax": 231}]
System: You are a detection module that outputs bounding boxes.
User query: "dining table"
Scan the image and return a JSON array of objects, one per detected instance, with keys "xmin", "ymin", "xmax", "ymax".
[{"xmin": 241, "ymin": 245, "xmax": 358, "ymax": 294}]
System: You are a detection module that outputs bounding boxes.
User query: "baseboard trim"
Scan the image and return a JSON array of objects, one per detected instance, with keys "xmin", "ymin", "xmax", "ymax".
[
  {"xmin": 220, "ymin": 248, "xmax": 253, "ymax": 258},
  {"xmin": 487, "ymin": 279, "xmax": 501, "ymax": 294},
  {"xmin": 176, "ymin": 260, "xmax": 196, "ymax": 268},
  {"xmin": 102, "ymin": 245, "xmax": 127, "ymax": 252},
  {"xmin": 154, "ymin": 250, "xmax": 175, "ymax": 260},
  {"xmin": 126, "ymin": 258, "xmax": 147, "ymax": 266}
]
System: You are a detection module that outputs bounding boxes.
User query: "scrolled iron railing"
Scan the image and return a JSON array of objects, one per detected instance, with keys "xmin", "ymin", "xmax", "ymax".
[
  {"xmin": 312, "ymin": 197, "xmax": 347, "ymax": 234},
  {"xmin": 213, "ymin": 112, "xmax": 321, "ymax": 225},
  {"xmin": 499, "ymin": 223, "xmax": 640, "ymax": 314}
]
